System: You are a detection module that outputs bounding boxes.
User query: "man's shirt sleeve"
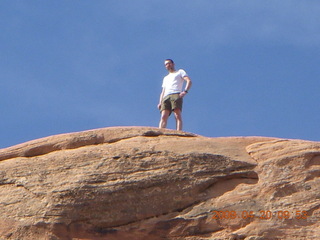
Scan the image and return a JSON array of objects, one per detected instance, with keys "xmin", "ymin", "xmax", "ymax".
[{"xmin": 179, "ymin": 69, "xmax": 188, "ymax": 78}]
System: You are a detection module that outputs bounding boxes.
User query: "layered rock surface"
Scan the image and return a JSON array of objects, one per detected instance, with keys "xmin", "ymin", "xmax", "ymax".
[{"xmin": 0, "ymin": 127, "xmax": 319, "ymax": 240}]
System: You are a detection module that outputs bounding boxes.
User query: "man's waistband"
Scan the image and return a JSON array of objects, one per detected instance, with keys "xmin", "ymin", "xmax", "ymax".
[{"xmin": 165, "ymin": 92, "xmax": 180, "ymax": 97}]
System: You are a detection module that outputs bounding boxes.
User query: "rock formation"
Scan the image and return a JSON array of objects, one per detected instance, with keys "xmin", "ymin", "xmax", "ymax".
[{"xmin": 0, "ymin": 126, "xmax": 319, "ymax": 240}]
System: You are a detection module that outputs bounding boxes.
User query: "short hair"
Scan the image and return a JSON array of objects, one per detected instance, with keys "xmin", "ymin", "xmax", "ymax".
[{"xmin": 165, "ymin": 59, "xmax": 174, "ymax": 64}]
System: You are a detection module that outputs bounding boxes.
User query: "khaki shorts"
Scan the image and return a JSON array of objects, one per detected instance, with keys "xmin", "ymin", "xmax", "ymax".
[{"xmin": 160, "ymin": 93, "xmax": 183, "ymax": 114}]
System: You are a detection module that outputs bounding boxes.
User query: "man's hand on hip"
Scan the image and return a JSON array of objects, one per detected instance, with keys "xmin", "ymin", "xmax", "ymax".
[{"xmin": 179, "ymin": 91, "xmax": 187, "ymax": 98}]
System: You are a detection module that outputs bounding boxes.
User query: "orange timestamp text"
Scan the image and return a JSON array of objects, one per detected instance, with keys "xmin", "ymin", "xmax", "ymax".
[{"xmin": 212, "ymin": 210, "xmax": 308, "ymax": 220}]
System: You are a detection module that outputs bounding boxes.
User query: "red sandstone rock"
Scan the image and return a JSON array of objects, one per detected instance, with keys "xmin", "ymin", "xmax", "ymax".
[{"xmin": 0, "ymin": 127, "xmax": 318, "ymax": 240}]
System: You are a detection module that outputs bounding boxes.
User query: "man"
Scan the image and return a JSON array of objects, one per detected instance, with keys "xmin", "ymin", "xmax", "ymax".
[{"xmin": 158, "ymin": 59, "xmax": 192, "ymax": 131}]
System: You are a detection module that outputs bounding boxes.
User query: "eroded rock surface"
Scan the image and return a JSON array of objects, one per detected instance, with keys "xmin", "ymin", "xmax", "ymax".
[{"xmin": 0, "ymin": 127, "xmax": 319, "ymax": 240}]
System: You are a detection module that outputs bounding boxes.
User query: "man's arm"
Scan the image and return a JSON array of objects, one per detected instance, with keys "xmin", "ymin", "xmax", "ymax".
[
  {"xmin": 179, "ymin": 76, "xmax": 192, "ymax": 98},
  {"xmin": 157, "ymin": 88, "xmax": 165, "ymax": 109}
]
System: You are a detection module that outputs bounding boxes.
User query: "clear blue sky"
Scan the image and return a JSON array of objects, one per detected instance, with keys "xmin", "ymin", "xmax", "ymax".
[{"xmin": 1, "ymin": 1, "xmax": 319, "ymax": 148}]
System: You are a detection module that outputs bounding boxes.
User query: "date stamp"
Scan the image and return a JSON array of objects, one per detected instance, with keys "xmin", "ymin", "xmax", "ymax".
[{"xmin": 212, "ymin": 210, "xmax": 308, "ymax": 220}]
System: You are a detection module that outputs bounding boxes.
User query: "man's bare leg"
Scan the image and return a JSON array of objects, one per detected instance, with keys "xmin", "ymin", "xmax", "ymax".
[
  {"xmin": 173, "ymin": 108, "xmax": 183, "ymax": 131},
  {"xmin": 159, "ymin": 110, "xmax": 170, "ymax": 128}
]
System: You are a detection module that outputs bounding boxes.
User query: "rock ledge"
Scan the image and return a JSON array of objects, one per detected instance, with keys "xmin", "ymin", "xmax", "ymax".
[{"xmin": 0, "ymin": 127, "xmax": 319, "ymax": 240}]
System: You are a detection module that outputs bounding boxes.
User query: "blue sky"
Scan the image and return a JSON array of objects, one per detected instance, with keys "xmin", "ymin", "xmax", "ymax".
[{"xmin": 1, "ymin": 1, "xmax": 319, "ymax": 148}]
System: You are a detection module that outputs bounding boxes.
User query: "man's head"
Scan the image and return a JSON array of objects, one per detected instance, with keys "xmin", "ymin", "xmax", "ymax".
[{"xmin": 164, "ymin": 59, "xmax": 175, "ymax": 72}]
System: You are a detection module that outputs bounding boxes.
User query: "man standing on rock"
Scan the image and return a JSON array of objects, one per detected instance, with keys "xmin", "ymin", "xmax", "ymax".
[{"xmin": 158, "ymin": 59, "xmax": 192, "ymax": 131}]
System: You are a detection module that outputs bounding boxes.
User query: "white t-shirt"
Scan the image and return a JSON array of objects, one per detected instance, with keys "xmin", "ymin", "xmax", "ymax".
[{"xmin": 162, "ymin": 69, "xmax": 188, "ymax": 97}]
